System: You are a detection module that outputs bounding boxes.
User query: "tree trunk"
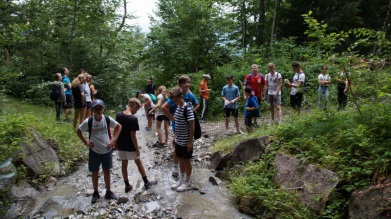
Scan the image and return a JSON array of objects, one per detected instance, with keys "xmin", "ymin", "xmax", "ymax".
[
  {"xmin": 5, "ymin": 47, "xmax": 9, "ymax": 65},
  {"xmin": 382, "ymin": 0, "xmax": 391, "ymax": 31},
  {"xmin": 270, "ymin": 0, "xmax": 278, "ymax": 48},
  {"xmin": 69, "ymin": 0, "xmax": 78, "ymax": 69},
  {"xmin": 257, "ymin": 0, "xmax": 265, "ymax": 49},
  {"xmin": 242, "ymin": 1, "xmax": 247, "ymax": 53}
]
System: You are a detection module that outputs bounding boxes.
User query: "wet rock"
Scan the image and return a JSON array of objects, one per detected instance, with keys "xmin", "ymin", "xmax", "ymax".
[
  {"xmin": 4, "ymin": 181, "xmax": 40, "ymax": 219},
  {"xmin": 44, "ymin": 176, "xmax": 58, "ymax": 188},
  {"xmin": 238, "ymin": 197, "xmax": 258, "ymax": 216},
  {"xmin": 16, "ymin": 128, "xmax": 60, "ymax": 175},
  {"xmin": 117, "ymin": 196, "xmax": 129, "ymax": 204},
  {"xmin": 209, "ymin": 136, "xmax": 271, "ymax": 170},
  {"xmin": 349, "ymin": 180, "xmax": 391, "ymax": 219},
  {"xmin": 0, "ymin": 161, "xmax": 17, "ymax": 190},
  {"xmin": 274, "ymin": 153, "xmax": 339, "ymax": 212},
  {"xmin": 209, "ymin": 176, "xmax": 222, "ymax": 186}
]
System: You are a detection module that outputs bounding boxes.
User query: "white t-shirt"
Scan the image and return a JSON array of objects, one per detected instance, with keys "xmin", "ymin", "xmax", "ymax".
[
  {"xmin": 140, "ymin": 94, "xmax": 155, "ymax": 109},
  {"xmin": 266, "ymin": 72, "xmax": 282, "ymax": 95},
  {"xmin": 290, "ymin": 72, "xmax": 305, "ymax": 95},
  {"xmin": 318, "ymin": 74, "xmax": 331, "ymax": 87},
  {"xmin": 79, "ymin": 115, "xmax": 118, "ymax": 154},
  {"xmin": 83, "ymin": 83, "xmax": 92, "ymax": 102},
  {"xmin": 156, "ymin": 93, "xmax": 166, "ymax": 116}
]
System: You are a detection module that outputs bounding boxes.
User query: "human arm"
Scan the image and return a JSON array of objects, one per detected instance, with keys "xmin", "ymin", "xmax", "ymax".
[
  {"xmin": 275, "ymin": 76, "xmax": 282, "ymax": 99},
  {"xmin": 161, "ymin": 102, "xmax": 175, "ymax": 121},
  {"xmin": 76, "ymin": 128, "xmax": 94, "ymax": 148},
  {"xmin": 149, "ymin": 95, "xmax": 163, "ymax": 115},
  {"xmin": 130, "ymin": 131, "xmax": 140, "ymax": 157},
  {"xmin": 108, "ymin": 123, "xmax": 121, "ymax": 148}
]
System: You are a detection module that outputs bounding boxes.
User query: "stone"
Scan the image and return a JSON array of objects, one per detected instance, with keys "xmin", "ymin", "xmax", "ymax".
[
  {"xmin": 0, "ymin": 160, "xmax": 17, "ymax": 191},
  {"xmin": 274, "ymin": 153, "xmax": 339, "ymax": 212},
  {"xmin": 4, "ymin": 181, "xmax": 40, "ymax": 219},
  {"xmin": 16, "ymin": 128, "xmax": 60, "ymax": 175},
  {"xmin": 349, "ymin": 181, "xmax": 391, "ymax": 219},
  {"xmin": 44, "ymin": 176, "xmax": 58, "ymax": 188},
  {"xmin": 117, "ymin": 197, "xmax": 129, "ymax": 204},
  {"xmin": 208, "ymin": 176, "xmax": 222, "ymax": 186}
]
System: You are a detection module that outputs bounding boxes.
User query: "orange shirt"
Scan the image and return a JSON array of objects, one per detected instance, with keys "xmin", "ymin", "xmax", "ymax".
[{"xmin": 199, "ymin": 80, "xmax": 209, "ymax": 100}]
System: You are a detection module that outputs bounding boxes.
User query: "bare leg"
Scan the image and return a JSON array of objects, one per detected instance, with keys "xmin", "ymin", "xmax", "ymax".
[
  {"xmin": 270, "ymin": 103, "xmax": 275, "ymax": 121},
  {"xmin": 135, "ymin": 158, "xmax": 147, "ymax": 177},
  {"xmin": 121, "ymin": 160, "xmax": 128, "ymax": 181},
  {"xmin": 182, "ymin": 158, "xmax": 192, "ymax": 177},
  {"xmin": 225, "ymin": 116, "xmax": 229, "ymax": 130},
  {"xmin": 91, "ymin": 170, "xmax": 99, "ymax": 192},
  {"xmin": 156, "ymin": 120, "xmax": 163, "ymax": 143},
  {"xmin": 164, "ymin": 120, "xmax": 169, "ymax": 144},
  {"xmin": 276, "ymin": 104, "xmax": 282, "ymax": 122},
  {"xmin": 234, "ymin": 116, "xmax": 240, "ymax": 132},
  {"xmin": 103, "ymin": 168, "xmax": 111, "ymax": 191},
  {"xmin": 79, "ymin": 107, "xmax": 87, "ymax": 125},
  {"xmin": 73, "ymin": 108, "xmax": 80, "ymax": 129}
]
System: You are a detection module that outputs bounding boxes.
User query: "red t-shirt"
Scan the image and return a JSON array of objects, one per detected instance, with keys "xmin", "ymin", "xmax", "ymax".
[{"xmin": 244, "ymin": 73, "xmax": 265, "ymax": 99}]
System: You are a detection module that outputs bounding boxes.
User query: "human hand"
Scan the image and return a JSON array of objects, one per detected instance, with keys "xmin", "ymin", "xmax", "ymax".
[
  {"xmin": 187, "ymin": 143, "xmax": 193, "ymax": 152},
  {"xmin": 87, "ymin": 141, "xmax": 94, "ymax": 148}
]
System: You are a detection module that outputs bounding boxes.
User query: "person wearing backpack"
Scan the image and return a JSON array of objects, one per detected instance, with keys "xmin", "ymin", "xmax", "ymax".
[
  {"xmin": 169, "ymin": 86, "xmax": 195, "ymax": 192},
  {"xmin": 51, "ymin": 73, "xmax": 66, "ymax": 121},
  {"xmin": 61, "ymin": 67, "xmax": 72, "ymax": 123},
  {"xmin": 145, "ymin": 76, "xmax": 157, "ymax": 96},
  {"xmin": 136, "ymin": 90, "xmax": 155, "ymax": 131},
  {"xmin": 285, "ymin": 61, "xmax": 306, "ymax": 114},
  {"xmin": 318, "ymin": 66, "xmax": 332, "ymax": 110},
  {"xmin": 76, "ymin": 99, "xmax": 122, "ymax": 204},
  {"xmin": 244, "ymin": 87, "xmax": 259, "ymax": 133},
  {"xmin": 243, "ymin": 64, "xmax": 266, "ymax": 127},
  {"xmin": 265, "ymin": 63, "xmax": 283, "ymax": 123},
  {"xmin": 161, "ymin": 75, "xmax": 199, "ymax": 178}
]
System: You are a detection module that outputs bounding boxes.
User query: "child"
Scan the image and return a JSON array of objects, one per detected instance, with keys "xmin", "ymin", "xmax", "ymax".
[
  {"xmin": 115, "ymin": 98, "xmax": 157, "ymax": 192},
  {"xmin": 149, "ymin": 86, "xmax": 170, "ymax": 146},
  {"xmin": 76, "ymin": 99, "xmax": 122, "ymax": 204},
  {"xmin": 244, "ymin": 87, "xmax": 259, "ymax": 133},
  {"xmin": 136, "ymin": 90, "xmax": 155, "ymax": 131},
  {"xmin": 221, "ymin": 74, "xmax": 242, "ymax": 134},
  {"xmin": 169, "ymin": 86, "xmax": 195, "ymax": 192}
]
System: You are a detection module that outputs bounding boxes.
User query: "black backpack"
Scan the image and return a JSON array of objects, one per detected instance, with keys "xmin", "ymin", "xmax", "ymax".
[
  {"xmin": 88, "ymin": 116, "xmax": 111, "ymax": 140},
  {"xmin": 50, "ymin": 83, "xmax": 60, "ymax": 101},
  {"xmin": 183, "ymin": 103, "xmax": 202, "ymax": 140}
]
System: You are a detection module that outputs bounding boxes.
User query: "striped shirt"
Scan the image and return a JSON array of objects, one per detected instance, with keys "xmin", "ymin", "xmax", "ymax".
[{"xmin": 174, "ymin": 103, "xmax": 194, "ymax": 147}]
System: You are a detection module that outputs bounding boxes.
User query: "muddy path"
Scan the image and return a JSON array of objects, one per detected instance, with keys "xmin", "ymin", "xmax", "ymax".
[{"xmin": 29, "ymin": 112, "xmax": 252, "ymax": 219}]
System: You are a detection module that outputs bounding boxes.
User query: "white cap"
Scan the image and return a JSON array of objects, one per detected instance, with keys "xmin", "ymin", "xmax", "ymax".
[{"xmin": 203, "ymin": 74, "xmax": 211, "ymax": 80}]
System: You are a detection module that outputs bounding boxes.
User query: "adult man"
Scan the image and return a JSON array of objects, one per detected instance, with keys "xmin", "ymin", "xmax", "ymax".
[
  {"xmin": 76, "ymin": 99, "xmax": 122, "ymax": 204},
  {"xmin": 53, "ymin": 73, "xmax": 66, "ymax": 121},
  {"xmin": 265, "ymin": 63, "xmax": 283, "ymax": 123},
  {"xmin": 285, "ymin": 61, "xmax": 305, "ymax": 113},
  {"xmin": 61, "ymin": 67, "xmax": 72, "ymax": 123},
  {"xmin": 145, "ymin": 76, "xmax": 157, "ymax": 96},
  {"xmin": 243, "ymin": 64, "xmax": 266, "ymax": 127},
  {"xmin": 199, "ymin": 74, "xmax": 211, "ymax": 122},
  {"xmin": 221, "ymin": 75, "xmax": 242, "ymax": 134}
]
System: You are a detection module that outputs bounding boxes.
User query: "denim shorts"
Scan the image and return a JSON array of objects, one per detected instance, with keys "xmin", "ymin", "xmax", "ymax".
[{"xmin": 88, "ymin": 149, "xmax": 113, "ymax": 172}]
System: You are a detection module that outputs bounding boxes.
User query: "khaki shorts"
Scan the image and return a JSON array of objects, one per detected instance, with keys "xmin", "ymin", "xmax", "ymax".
[{"xmin": 117, "ymin": 150, "xmax": 139, "ymax": 160}]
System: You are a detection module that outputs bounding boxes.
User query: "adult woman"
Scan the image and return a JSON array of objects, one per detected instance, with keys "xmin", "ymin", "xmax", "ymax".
[
  {"xmin": 317, "ymin": 66, "xmax": 332, "ymax": 110},
  {"xmin": 149, "ymin": 86, "xmax": 169, "ymax": 146},
  {"xmin": 72, "ymin": 74, "xmax": 87, "ymax": 129}
]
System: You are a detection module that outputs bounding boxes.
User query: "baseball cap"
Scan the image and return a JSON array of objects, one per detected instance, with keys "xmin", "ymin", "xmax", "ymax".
[
  {"xmin": 92, "ymin": 99, "xmax": 105, "ymax": 108},
  {"xmin": 203, "ymin": 74, "xmax": 211, "ymax": 80}
]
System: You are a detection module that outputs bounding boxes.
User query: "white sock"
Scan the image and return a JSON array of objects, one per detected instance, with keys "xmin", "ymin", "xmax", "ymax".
[
  {"xmin": 174, "ymin": 164, "xmax": 179, "ymax": 169},
  {"xmin": 184, "ymin": 175, "xmax": 191, "ymax": 183},
  {"xmin": 179, "ymin": 172, "xmax": 185, "ymax": 180}
]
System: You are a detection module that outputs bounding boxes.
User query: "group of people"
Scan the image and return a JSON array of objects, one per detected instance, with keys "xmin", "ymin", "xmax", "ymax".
[
  {"xmin": 52, "ymin": 68, "xmax": 97, "ymax": 128},
  {"xmin": 51, "ymin": 61, "xmax": 350, "ymax": 204}
]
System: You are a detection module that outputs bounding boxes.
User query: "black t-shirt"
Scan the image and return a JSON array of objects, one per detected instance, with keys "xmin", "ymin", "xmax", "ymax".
[
  {"xmin": 115, "ymin": 112, "xmax": 139, "ymax": 151},
  {"xmin": 72, "ymin": 85, "xmax": 85, "ymax": 109},
  {"xmin": 145, "ymin": 84, "xmax": 156, "ymax": 94}
]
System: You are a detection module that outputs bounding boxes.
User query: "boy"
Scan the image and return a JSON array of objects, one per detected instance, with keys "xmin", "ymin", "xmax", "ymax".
[
  {"xmin": 76, "ymin": 99, "xmax": 122, "ymax": 204},
  {"xmin": 199, "ymin": 74, "xmax": 211, "ymax": 122},
  {"xmin": 169, "ymin": 86, "xmax": 195, "ymax": 192},
  {"xmin": 244, "ymin": 87, "xmax": 259, "ymax": 133},
  {"xmin": 136, "ymin": 90, "xmax": 155, "ymax": 131},
  {"xmin": 265, "ymin": 63, "xmax": 283, "ymax": 123},
  {"xmin": 161, "ymin": 75, "xmax": 199, "ymax": 177},
  {"xmin": 221, "ymin": 74, "xmax": 242, "ymax": 134}
]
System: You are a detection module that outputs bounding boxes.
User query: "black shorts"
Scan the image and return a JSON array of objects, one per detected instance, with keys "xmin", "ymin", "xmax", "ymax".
[
  {"xmin": 224, "ymin": 108, "xmax": 238, "ymax": 118},
  {"xmin": 156, "ymin": 115, "xmax": 169, "ymax": 121},
  {"xmin": 290, "ymin": 93, "xmax": 303, "ymax": 108},
  {"xmin": 64, "ymin": 94, "xmax": 73, "ymax": 109},
  {"xmin": 175, "ymin": 142, "xmax": 193, "ymax": 159}
]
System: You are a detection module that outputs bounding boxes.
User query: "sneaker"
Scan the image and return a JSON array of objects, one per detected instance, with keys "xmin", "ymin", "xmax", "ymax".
[
  {"xmin": 236, "ymin": 130, "xmax": 244, "ymax": 134},
  {"xmin": 177, "ymin": 180, "xmax": 191, "ymax": 192},
  {"xmin": 171, "ymin": 166, "xmax": 179, "ymax": 177},
  {"xmin": 253, "ymin": 123, "xmax": 259, "ymax": 128},
  {"xmin": 91, "ymin": 192, "xmax": 100, "ymax": 204},
  {"xmin": 104, "ymin": 191, "xmax": 117, "ymax": 200},
  {"xmin": 145, "ymin": 127, "xmax": 151, "ymax": 131},
  {"xmin": 171, "ymin": 179, "xmax": 182, "ymax": 190},
  {"xmin": 125, "ymin": 185, "xmax": 133, "ymax": 193},
  {"xmin": 145, "ymin": 180, "xmax": 158, "ymax": 190}
]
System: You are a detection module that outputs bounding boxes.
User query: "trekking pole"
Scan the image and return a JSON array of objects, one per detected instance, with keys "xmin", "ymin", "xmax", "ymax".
[{"xmin": 344, "ymin": 67, "xmax": 363, "ymax": 119}]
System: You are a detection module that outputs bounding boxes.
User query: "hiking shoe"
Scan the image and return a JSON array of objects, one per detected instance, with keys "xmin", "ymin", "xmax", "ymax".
[
  {"xmin": 171, "ymin": 166, "xmax": 179, "ymax": 177},
  {"xmin": 145, "ymin": 127, "xmax": 151, "ymax": 131},
  {"xmin": 177, "ymin": 181, "xmax": 192, "ymax": 192},
  {"xmin": 104, "ymin": 191, "xmax": 117, "ymax": 200},
  {"xmin": 171, "ymin": 179, "xmax": 182, "ymax": 190},
  {"xmin": 125, "ymin": 185, "xmax": 133, "ymax": 193},
  {"xmin": 91, "ymin": 192, "xmax": 100, "ymax": 204},
  {"xmin": 145, "ymin": 180, "xmax": 158, "ymax": 190},
  {"xmin": 253, "ymin": 123, "xmax": 259, "ymax": 128},
  {"xmin": 236, "ymin": 130, "xmax": 244, "ymax": 134}
]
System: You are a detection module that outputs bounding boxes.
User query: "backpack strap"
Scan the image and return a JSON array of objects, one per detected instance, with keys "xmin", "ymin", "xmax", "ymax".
[{"xmin": 88, "ymin": 116, "xmax": 111, "ymax": 140}]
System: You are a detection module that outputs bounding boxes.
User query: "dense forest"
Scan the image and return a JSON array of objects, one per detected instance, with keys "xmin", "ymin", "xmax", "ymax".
[{"xmin": 1, "ymin": 0, "xmax": 390, "ymax": 107}]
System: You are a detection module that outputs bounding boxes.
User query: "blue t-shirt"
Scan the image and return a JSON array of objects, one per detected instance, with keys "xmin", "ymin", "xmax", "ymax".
[
  {"xmin": 244, "ymin": 95, "xmax": 259, "ymax": 117},
  {"xmin": 221, "ymin": 84, "xmax": 240, "ymax": 109},
  {"xmin": 62, "ymin": 76, "xmax": 72, "ymax": 95},
  {"xmin": 166, "ymin": 91, "xmax": 199, "ymax": 114}
]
